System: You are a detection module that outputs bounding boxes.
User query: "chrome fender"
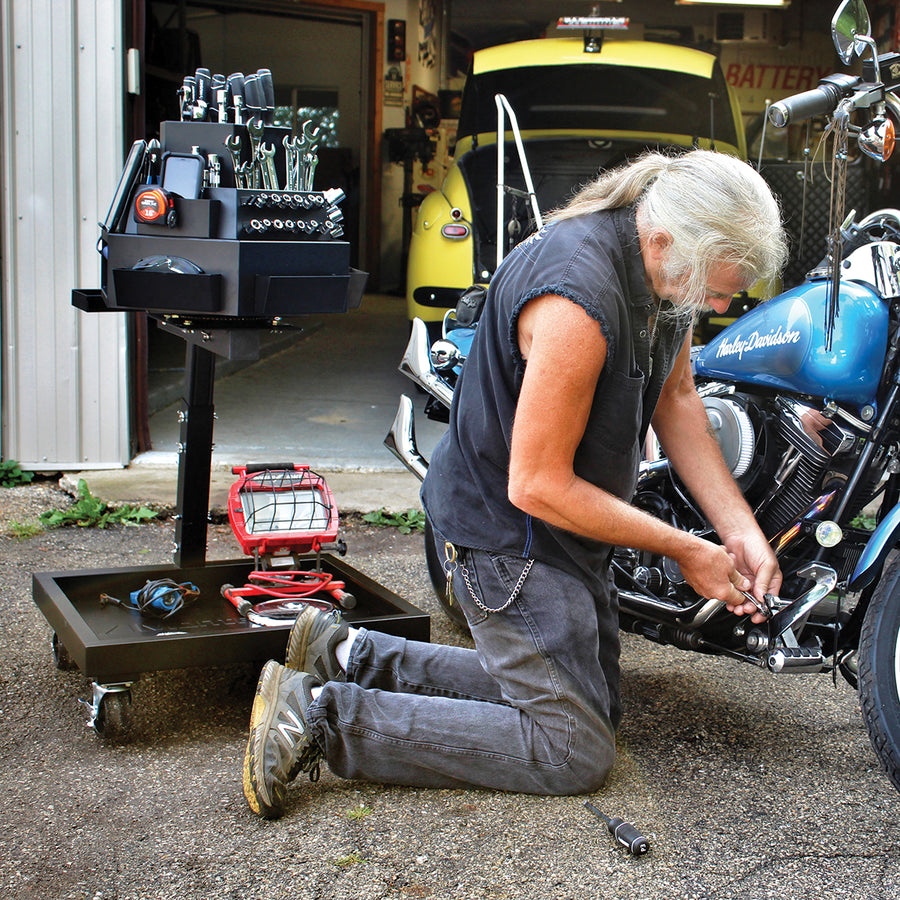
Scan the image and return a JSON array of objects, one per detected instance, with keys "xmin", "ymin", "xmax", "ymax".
[
  {"xmin": 384, "ymin": 395, "xmax": 428, "ymax": 481},
  {"xmin": 849, "ymin": 502, "xmax": 900, "ymax": 591},
  {"xmin": 399, "ymin": 317, "xmax": 454, "ymax": 408}
]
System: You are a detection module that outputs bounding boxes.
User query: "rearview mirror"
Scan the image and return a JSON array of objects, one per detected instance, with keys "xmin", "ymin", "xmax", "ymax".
[{"xmin": 832, "ymin": 0, "xmax": 871, "ymax": 64}]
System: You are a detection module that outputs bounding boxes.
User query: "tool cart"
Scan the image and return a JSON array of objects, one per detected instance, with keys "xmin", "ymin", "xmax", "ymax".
[{"xmin": 33, "ymin": 68, "xmax": 430, "ymax": 740}]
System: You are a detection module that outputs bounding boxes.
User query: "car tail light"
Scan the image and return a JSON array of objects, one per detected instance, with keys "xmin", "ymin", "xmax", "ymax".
[{"xmin": 441, "ymin": 222, "xmax": 470, "ymax": 239}]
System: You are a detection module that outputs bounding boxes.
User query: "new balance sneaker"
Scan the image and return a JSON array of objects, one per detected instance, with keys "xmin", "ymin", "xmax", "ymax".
[
  {"xmin": 285, "ymin": 605, "xmax": 350, "ymax": 683},
  {"xmin": 242, "ymin": 661, "xmax": 323, "ymax": 819}
]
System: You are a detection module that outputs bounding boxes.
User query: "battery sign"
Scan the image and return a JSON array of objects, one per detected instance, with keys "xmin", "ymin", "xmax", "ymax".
[{"xmin": 556, "ymin": 16, "xmax": 630, "ymax": 29}]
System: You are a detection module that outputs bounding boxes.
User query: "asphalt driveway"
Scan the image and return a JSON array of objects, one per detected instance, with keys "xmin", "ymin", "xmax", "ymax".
[{"xmin": 1, "ymin": 481, "xmax": 898, "ymax": 900}]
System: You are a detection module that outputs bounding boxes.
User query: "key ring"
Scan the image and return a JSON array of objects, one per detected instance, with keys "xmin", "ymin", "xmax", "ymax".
[{"xmin": 443, "ymin": 541, "xmax": 458, "ymax": 578}]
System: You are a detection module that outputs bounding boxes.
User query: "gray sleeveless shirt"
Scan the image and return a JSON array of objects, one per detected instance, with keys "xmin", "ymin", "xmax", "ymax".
[{"xmin": 421, "ymin": 206, "xmax": 691, "ymax": 590}]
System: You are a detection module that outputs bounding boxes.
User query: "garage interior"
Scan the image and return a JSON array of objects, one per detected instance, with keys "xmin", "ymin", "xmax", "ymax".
[{"xmin": 131, "ymin": 0, "xmax": 877, "ymax": 469}]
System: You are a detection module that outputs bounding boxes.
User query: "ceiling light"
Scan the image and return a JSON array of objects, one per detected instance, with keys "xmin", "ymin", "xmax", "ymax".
[{"xmin": 676, "ymin": 0, "xmax": 790, "ymax": 7}]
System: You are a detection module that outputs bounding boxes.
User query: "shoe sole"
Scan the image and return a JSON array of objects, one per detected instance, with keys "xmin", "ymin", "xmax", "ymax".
[
  {"xmin": 242, "ymin": 661, "xmax": 284, "ymax": 819},
  {"xmin": 285, "ymin": 607, "xmax": 322, "ymax": 673}
]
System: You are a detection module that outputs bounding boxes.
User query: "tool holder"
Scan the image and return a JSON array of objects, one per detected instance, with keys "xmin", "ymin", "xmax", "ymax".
[
  {"xmin": 74, "ymin": 121, "xmax": 366, "ymax": 319},
  {"xmin": 37, "ymin": 117, "xmax": 429, "ymax": 741}
]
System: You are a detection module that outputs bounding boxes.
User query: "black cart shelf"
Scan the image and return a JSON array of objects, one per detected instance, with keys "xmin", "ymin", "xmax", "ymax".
[{"xmin": 32, "ymin": 332, "xmax": 430, "ymax": 739}]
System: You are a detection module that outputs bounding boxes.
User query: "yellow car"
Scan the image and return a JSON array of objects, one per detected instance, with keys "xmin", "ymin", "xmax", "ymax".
[{"xmin": 407, "ymin": 36, "xmax": 747, "ymax": 338}]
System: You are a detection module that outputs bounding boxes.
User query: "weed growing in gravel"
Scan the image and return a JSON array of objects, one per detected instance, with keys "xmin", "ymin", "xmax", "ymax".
[
  {"xmin": 362, "ymin": 508, "xmax": 426, "ymax": 534},
  {"xmin": 7, "ymin": 479, "xmax": 158, "ymax": 537},
  {"xmin": 346, "ymin": 804, "xmax": 373, "ymax": 820},
  {"xmin": 38, "ymin": 479, "xmax": 157, "ymax": 529},
  {"xmin": 0, "ymin": 460, "xmax": 33, "ymax": 487},
  {"xmin": 332, "ymin": 853, "xmax": 366, "ymax": 867},
  {"xmin": 8, "ymin": 520, "xmax": 44, "ymax": 539}
]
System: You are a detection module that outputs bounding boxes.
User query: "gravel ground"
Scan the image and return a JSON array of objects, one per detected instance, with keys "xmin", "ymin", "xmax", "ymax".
[{"xmin": 1, "ymin": 480, "xmax": 899, "ymax": 900}]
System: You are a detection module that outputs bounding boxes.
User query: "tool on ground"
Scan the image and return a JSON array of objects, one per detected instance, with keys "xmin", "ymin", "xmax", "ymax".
[
  {"xmin": 583, "ymin": 801, "xmax": 650, "ymax": 856},
  {"xmin": 221, "ymin": 464, "xmax": 355, "ymax": 624}
]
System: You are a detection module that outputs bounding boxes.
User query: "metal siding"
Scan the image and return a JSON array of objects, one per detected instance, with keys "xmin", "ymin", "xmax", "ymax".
[{"xmin": 1, "ymin": 0, "xmax": 129, "ymax": 470}]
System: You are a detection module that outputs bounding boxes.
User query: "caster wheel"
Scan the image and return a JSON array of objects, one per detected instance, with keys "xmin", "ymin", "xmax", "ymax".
[
  {"xmin": 87, "ymin": 683, "xmax": 134, "ymax": 742},
  {"xmin": 51, "ymin": 633, "xmax": 77, "ymax": 670}
]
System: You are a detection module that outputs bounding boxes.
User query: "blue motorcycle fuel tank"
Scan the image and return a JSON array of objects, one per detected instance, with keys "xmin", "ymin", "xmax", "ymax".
[{"xmin": 693, "ymin": 278, "xmax": 889, "ymax": 407}]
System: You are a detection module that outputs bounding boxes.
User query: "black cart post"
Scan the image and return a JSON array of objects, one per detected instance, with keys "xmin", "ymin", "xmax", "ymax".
[{"xmin": 174, "ymin": 341, "xmax": 216, "ymax": 569}]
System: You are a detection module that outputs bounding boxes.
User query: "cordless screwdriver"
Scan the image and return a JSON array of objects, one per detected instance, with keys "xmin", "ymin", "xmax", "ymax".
[{"xmin": 584, "ymin": 801, "xmax": 650, "ymax": 856}]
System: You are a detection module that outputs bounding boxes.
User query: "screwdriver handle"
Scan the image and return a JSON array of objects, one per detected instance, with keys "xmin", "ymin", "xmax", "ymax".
[
  {"xmin": 584, "ymin": 801, "xmax": 650, "ymax": 856},
  {"xmin": 609, "ymin": 818, "xmax": 650, "ymax": 856}
]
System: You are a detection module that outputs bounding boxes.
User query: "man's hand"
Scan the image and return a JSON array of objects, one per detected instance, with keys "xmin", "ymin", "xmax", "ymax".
[
  {"xmin": 652, "ymin": 334, "xmax": 780, "ymax": 625},
  {"xmin": 722, "ymin": 530, "xmax": 781, "ymax": 623},
  {"xmin": 676, "ymin": 536, "xmax": 753, "ymax": 611}
]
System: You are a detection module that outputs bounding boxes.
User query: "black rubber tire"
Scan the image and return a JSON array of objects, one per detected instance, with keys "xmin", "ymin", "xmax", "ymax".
[
  {"xmin": 51, "ymin": 633, "xmax": 77, "ymax": 671},
  {"xmin": 424, "ymin": 517, "xmax": 469, "ymax": 632},
  {"xmin": 858, "ymin": 554, "xmax": 900, "ymax": 793},
  {"xmin": 93, "ymin": 690, "xmax": 134, "ymax": 742}
]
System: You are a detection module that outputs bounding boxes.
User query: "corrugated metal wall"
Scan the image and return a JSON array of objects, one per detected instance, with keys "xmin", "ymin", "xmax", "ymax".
[{"xmin": 1, "ymin": 0, "xmax": 130, "ymax": 470}]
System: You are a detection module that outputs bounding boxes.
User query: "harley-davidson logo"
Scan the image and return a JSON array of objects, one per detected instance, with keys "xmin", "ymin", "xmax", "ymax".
[{"xmin": 714, "ymin": 325, "xmax": 801, "ymax": 361}]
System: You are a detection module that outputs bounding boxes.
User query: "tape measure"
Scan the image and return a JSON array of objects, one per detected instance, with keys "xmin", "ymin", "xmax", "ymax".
[{"xmin": 133, "ymin": 186, "xmax": 177, "ymax": 227}]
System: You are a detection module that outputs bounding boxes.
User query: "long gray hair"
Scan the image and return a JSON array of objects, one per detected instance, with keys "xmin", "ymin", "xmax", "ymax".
[{"xmin": 548, "ymin": 149, "xmax": 788, "ymax": 312}]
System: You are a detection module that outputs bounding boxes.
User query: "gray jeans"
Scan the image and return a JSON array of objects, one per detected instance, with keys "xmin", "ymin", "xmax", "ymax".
[{"xmin": 305, "ymin": 531, "xmax": 620, "ymax": 795}]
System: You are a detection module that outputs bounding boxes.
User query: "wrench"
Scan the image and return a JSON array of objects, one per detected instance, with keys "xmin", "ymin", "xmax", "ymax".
[
  {"xmin": 283, "ymin": 135, "xmax": 298, "ymax": 191},
  {"xmin": 246, "ymin": 118, "xmax": 266, "ymax": 189},
  {"xmin": 301, "ymin": 151, "xmax": 319, "ymax": 191},
  {"xmin": 298, "ymin": 121, "xmax": 321, "ymax": 191},
  {"xmin": 235, "ymin": 161, "xmax": 254, "ymax": 190},
  {"xmin": 258, "ymin": 143, "xmax": 278, "ymax": 191},
  {"xmin": 224, "ymin": 134, "xmax": 243, "ymax": 188}
]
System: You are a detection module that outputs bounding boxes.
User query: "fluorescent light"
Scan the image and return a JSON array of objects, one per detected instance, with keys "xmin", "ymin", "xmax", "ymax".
[{"xmin": 676, "ymin": 0, "xmax": 789, "ymax": 6}]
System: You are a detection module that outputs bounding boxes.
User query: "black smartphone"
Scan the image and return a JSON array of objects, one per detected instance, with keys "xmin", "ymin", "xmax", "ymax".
[{"xmin": 161, "ymin": 152, "xmax": 205, "ymax": 199}]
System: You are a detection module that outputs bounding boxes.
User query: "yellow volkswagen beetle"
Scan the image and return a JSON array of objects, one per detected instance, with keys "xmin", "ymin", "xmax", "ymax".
[{"xmin": 407, "ymin": 35, "xmax": 747, "ymax": 338}]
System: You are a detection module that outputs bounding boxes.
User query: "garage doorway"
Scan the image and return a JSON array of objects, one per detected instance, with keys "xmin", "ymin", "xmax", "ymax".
[{"xmin": 132, "ymin": 0, "xmax": 383, "ymax": 448}]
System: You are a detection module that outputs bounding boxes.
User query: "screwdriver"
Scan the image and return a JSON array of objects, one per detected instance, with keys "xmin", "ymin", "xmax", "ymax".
[{"xmin": 584, "ymin": 801, "xmax": 650, "ymax": 856}]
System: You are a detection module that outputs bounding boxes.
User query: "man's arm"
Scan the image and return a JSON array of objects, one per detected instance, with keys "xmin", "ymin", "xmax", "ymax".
[
  {"xmin": 508, "ymin": 295, "xmax": 765, "ymax": 615},
  {"xmin": 650, "ymin": 333, "xmax": 781, "ymax": 613}
]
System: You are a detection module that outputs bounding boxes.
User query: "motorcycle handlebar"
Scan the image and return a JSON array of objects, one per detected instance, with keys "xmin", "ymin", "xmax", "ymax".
[{"xmin": 768, "ymin": 73, "xmax": 863, "ymax": 127}]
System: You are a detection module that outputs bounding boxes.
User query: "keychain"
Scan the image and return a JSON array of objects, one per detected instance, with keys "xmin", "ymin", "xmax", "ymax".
[{"xmin": 443, "ymin": 541, "xmax": 458, "ymax": 606}]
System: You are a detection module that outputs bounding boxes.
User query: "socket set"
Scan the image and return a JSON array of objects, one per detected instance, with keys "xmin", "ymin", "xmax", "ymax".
[{"xmin": 237, "ymin": 188, "xmax": 344, "ymax": 239}]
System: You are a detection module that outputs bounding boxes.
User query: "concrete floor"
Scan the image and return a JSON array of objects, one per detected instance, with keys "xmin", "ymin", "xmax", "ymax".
[{"xmin": 145, "ymin": 293, "xmax": 445, "ymax": 473}]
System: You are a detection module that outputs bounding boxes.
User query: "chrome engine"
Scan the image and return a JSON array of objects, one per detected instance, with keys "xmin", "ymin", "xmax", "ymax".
[{"xmin": 697, "ymin": 385, "xmax": 865, "ymax": 540}]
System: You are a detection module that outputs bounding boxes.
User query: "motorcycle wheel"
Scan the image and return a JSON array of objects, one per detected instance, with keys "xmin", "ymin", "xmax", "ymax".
[
  {"xmin": 858, "ymin": 554, "xmax": 900, "ymax": 792},
  {"xmin": 424, "ymin": 517, "xmax": 470, "ymax": 632}
]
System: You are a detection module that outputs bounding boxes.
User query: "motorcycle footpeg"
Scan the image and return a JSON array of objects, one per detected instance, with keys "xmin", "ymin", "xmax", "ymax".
[
  {"xmin": 768, "ymin": 563, "xmax": 837, "ymax": 644},
  {"xmin": 767, "ymin": 645, "xmax": 825, "ymax": 673}
]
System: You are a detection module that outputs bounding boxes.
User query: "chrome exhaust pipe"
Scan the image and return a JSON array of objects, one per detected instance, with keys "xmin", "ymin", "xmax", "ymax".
[
  {"xmin": 617, "ymin": 588, "xmax": 725, "ymax": 626},
  {"xmin": 399, "ymin": 318, "xmax": 454, "ymax": 408},
  {"xmin": 384, "ymin": 394, "xmax": 428, "ymax": 481}
]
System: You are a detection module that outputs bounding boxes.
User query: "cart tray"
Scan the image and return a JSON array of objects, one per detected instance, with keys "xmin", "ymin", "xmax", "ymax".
[{"xmin": 33, "ymin": 556, "xmax": 429, "ymax": 683}]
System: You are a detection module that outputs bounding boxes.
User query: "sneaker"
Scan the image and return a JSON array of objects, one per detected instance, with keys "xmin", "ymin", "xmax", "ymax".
[
  {"xmin": 285, "ymin": 605, "xmax": 350, "ymax": 683},
  {"xmin": 242, "ymin": 660, "xmax": 323, "ymax": 819}
]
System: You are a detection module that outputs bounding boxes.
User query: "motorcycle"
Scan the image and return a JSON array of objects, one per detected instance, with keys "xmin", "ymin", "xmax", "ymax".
[{"xmin": 385, "ymin": 0, "xmax": 900, "ymax": 795}]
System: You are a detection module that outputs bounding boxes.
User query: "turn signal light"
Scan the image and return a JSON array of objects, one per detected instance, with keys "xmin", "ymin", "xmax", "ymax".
[{"xmin": 859, "ymin": 117, "xmax": 895, "ymax": 162}]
